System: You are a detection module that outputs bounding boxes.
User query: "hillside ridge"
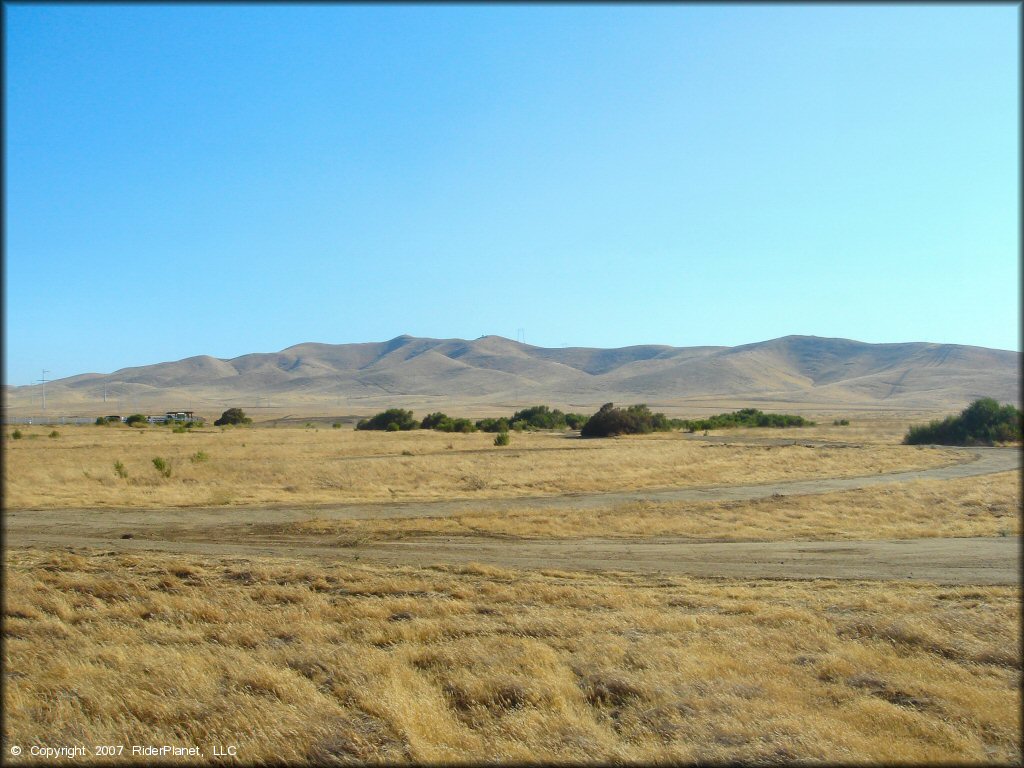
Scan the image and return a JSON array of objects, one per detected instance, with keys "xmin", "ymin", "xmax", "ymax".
[{"xmin": 7, "ymin": 334, "xmax": 1020, "ymax": 414}]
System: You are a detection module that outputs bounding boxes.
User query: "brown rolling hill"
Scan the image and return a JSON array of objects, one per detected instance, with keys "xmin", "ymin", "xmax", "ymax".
[{"xmin": 5, "ymin": 335, "xmax": 1020, "ymax": 419}]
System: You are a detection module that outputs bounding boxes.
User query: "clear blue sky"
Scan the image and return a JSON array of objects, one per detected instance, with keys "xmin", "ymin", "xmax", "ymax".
[{"xmin": 4, "ymin": 4, "xmax": 1019, "ymax": 385}]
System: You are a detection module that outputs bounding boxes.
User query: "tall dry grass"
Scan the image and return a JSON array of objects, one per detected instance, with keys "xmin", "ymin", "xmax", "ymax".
[
  {"xmin": 3, "ymin": 423, "xmax": 963, "ymax": 509},
  {"xmin": 4, "ymin": 547, "xmax": 1019, "ymax": 764}
]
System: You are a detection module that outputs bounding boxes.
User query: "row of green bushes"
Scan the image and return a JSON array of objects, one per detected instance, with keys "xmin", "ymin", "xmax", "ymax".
[
  {"xmin": 679, "ymin": 408, "xmax": 815, "ymax": 432},
  {"xmin": 355, "ymin": 405, "xmax": 591, "ymax": 433},
  {"xmin": 95, "ymin": 414, "xmax": 207, "ymax": 428},
  {"xmin": 355, "ymin": 403, "xmax": 818, "ymax": 437},
  {"xmin": 904, "ymin": 398, "xmax": 1021, "ymax": 446}
]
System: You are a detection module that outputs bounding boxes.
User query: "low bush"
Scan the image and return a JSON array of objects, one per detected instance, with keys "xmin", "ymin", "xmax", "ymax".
[
  {"xmin": 11, "ymin": 429, "xmax": 23, "ymax": 440},
  {"xmin": 833, "ymin": 419, "xmax": 850, "ymax": 426},
  {"xmin": 125, "ymin": 414, "xmax": 147, "ymax": 426},
  {"xmin": 565, "ymin": 413, "xmax": 590, "ymax": 430},
  {"xmin": 48, "ymin": 430, "xmax": 59, "ymax": 438},
  {"xmin": 113, "ymin": 460, "xmax": 128, "ymax": 479},
  {"xmin": 151, "ymin": 457, "xmax": 172, "ymax": 478},
  {"xmin": 332, "ymin": 422, "xmax": 342, "ymax": 429},
  {"xmin": 435, "ymin": 417, "xmax": 477, "ymax": 433},
  {"xmin": 357, "ymin": 408, "xmax": 419, "ymax": 431},
  {"xmin": 510, "ymin": 405, "xmax": 567, "ymax": 430},
  {"xmin": 214, "ymin": 408, "xmax": 252, "ymax": 426},
  {"xmin": 476, "ymin": 417, "xmax": 510, "ymax": 433},
  {"xmin": 494, "ymin": 431, "xmax": 510, "ymax": 446},
  {"xmin": 421, "ymin": 412, "xmax": 450, "ymax": 430},
  {"xmin": 190, "ymin": 451, "xmax": 209, "ymax": 464},
  {"xmin": 903, "ymin": 398, "xmax": 1022, "ymax": 446},
  {"xmin": 581, "ymin": 403, "xmax": 674, "ymax": 438}
]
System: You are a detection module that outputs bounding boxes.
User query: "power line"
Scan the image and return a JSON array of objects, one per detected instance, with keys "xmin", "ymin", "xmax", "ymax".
[{"xmin": 36, "ymin": 370, "xmax": 49, "ymax": 411}]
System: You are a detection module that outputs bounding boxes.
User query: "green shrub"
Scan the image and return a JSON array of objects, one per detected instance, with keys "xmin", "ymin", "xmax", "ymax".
[
  {"xmin": 332, "ymin": 422, "xmax": 342, "ymax": 429},
  {"xmin": 494, "ymin": 431, "xmax": 510, "ymax": 446},
  {"xmin": 833, "ymin": 418, "xmax": 850, "ymax": 426},
  {"xmin": 904, "ymin": 398, "xmax": 1021, "ymax": 446},
  {"xmin": 510, "ymin": 405, "xmax": 568, "ymax": 430},
  {"xmin": 151, "ymin": 457, "xmax": 172, "ymax": 478},
  {"xmin": 49, "ymin": 430, "xmax": 59, "ymax": 438},
  {"xmin": 475, "ymin": 417, "xmax": 510, "ymax": 433},
  {"xmin": 11, "ymin": 429, "xmax": 22, "ymax": 440},
  {"xmin": 190, "ymin": 451, "xmax": 209, "ymax": 464},
  {"xmin": 357, "ymin": 409, "xmax": 419, "ymax": 431},
  {"xmin": 429, "ymin": 416, "xmax": 476, "ymax": 433},
  {"xmin": 214, "ymin": 408, "xmax": 251, "ymax": 426},
  {"xmin": 125, "ymin": 413, "xmax": 147, "ymax": 426},
  {"xmin": 564, "ymin": 413, "xmax": 590, "ymax": 430},
  {"xmin": 421, "ymin": 412, "xmax": 450, "ymax": 430},
  {"xmin": 113, "ymin": 460, "xmax": 128, "ymax": 479},
  {"xmin": 95, "ymin": 416, "xmax": 107, "ymax": 426},
  {"xmin": 581, "ymin": 403, "xmax": 673, "ymax": 437}
]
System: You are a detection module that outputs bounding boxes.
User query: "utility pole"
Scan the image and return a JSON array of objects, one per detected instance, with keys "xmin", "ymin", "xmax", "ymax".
[{"xmin": 37, "ymin": 370, "xmax": 50, "ymax": 412}]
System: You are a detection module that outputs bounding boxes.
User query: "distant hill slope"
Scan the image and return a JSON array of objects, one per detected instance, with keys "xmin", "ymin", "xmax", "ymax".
[{"xmin": 7, "ymin": 335, "xmax": 1020, "ymax": 416}]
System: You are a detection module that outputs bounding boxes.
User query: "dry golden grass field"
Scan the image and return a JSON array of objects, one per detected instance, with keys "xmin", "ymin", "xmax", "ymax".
[
  {"xmin": 3, "ymin": 418, "xmax": 1021, "ymax": 764},
  {"xmin": 3, "ymin": 548, "xmax": 1019, "ymax": 764},
  {"xmin": 3, "ymin": 420, "xmax": 965, "ymax": 510}
]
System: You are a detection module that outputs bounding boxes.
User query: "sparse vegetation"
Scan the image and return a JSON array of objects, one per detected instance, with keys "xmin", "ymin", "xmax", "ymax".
[
  {"xmin": 190, "ymin": 450, "xmax": 209, "ymax": 464},
  {"xmin": 113, "ymin": 460, "xmax": 128, "ymax": 479},
  {"xmin": 215, "ymin": 407, "xmax": 252, "ymax": 427},
  {"xmin": 904, "ymin": 398, "xmax": 1022, "ymax": 446},
  {"xmin": 833, "ymin": 418, "xmax": 850, "ymax": 426},
  {"xmin": 151, "ymin": 457, "xmax": 172, "ymax": 478},
  {"xmin": 357, "ymin": 408, "xmax": 419, "ymax": 431},
  {"xmin": 332, "ymin": 422, "xmax": 342, "ymax": 429},
  {"xmin": 48, "ymin": 430, "xmax": 59, "ymax": 438}
]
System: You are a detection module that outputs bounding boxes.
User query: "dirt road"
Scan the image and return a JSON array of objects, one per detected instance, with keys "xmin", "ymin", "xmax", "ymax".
[{"xmin": 5, "ymin": 445, "xmax": 1020, "ymax": 584}]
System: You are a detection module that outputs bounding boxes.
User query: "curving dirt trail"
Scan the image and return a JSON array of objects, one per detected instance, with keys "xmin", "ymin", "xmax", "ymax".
[{"xmin": 5, "ymin": 445, "xmax": 1020, "ymax": 584}]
